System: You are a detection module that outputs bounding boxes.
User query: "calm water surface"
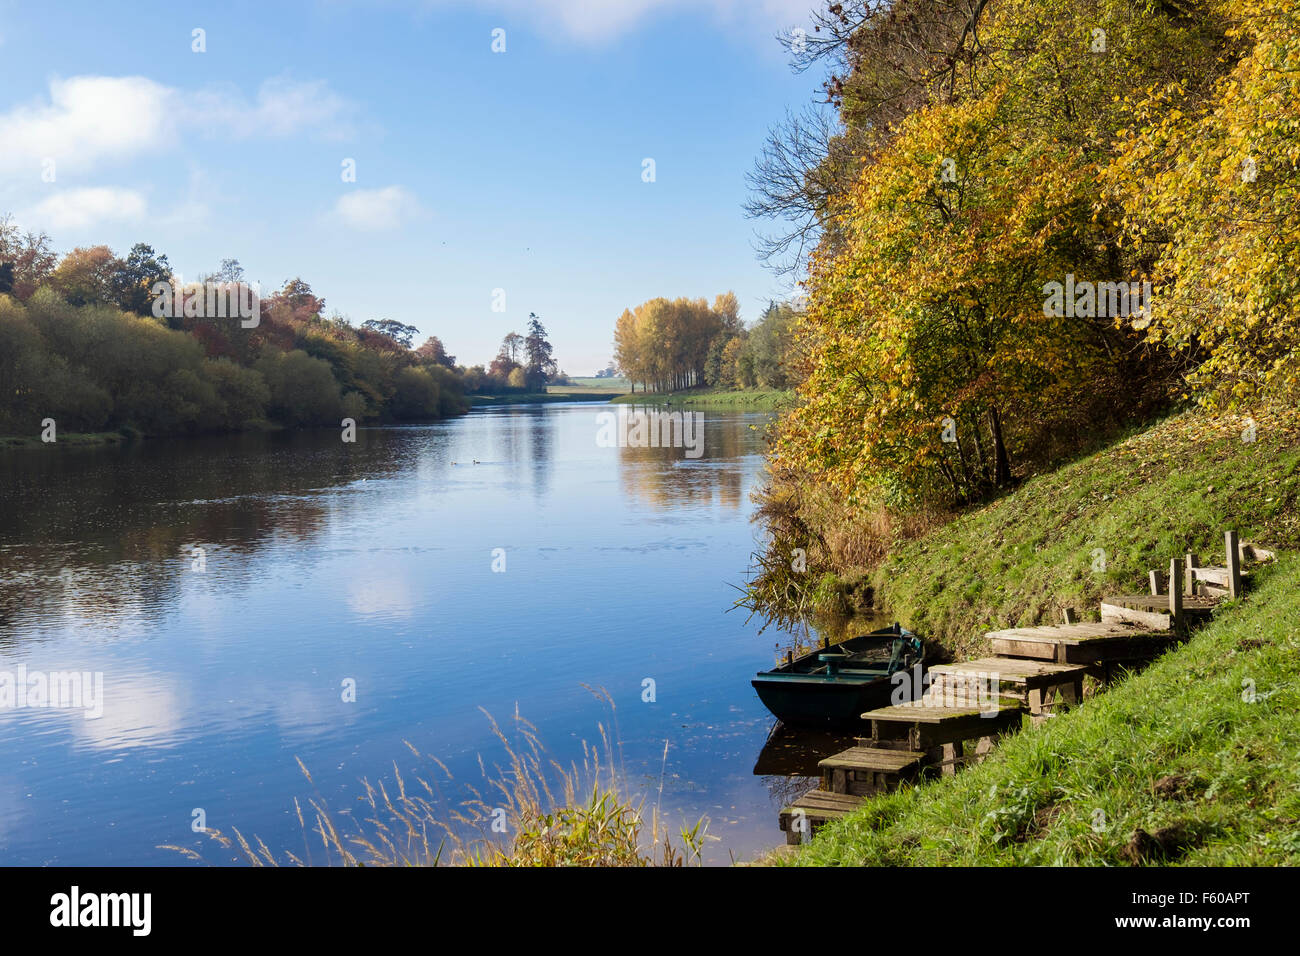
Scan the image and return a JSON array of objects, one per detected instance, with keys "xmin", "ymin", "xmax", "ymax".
[{"xmin": 0, "ymin": 402, "xmax": 834, "ymax": 865}]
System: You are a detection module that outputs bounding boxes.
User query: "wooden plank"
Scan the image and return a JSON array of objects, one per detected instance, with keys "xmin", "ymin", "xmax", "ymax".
[
  {"xmin": 817, "ymin": 747, "xmax": 925, "ymax": 773},
  {"xmin": 1226, "ymin": 529, "xmax": 1242, "ymax": 599},
  {"xmin": 985, "ymin": 622, "xmax": 1158, "ymax": 644},
  {"xmin": 784, "ymin": 790, "xmax": 863, "ymax": 812},
  {"xmin": 861, "ymin": 700, "xmax": 1024, "ymax": 724},
  {"xmin": 1190, "ymin": 567, "xmax": 1230, "ymax": 586},
  {"xmin": 1148, "ymin": 570, "xmax": 1161, "ymax": 596},
  {"xmin": 1100, "ymin": 602, "xmax": 1174, "ymax": 631},
  {"xmin": 1240, "ymin": 542, "xmax": 1275, "ymax": 563},
  {"xmin": 928, "ymin": 657, "xmax": 1088, "ymax": 685},
  {"xmin": 1169, "ymin": 558, "xmax": 1183, "ymax": 624}
]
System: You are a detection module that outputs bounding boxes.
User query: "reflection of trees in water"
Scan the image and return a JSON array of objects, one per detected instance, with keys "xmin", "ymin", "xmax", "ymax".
[
  {"xmin": 763, "ymin": 774, "xmax": 819, "ymax": 809},
  {"xmin": 0, "ymin": 430, "xmax": 416, "ymax": 642},
  {"xmin": 487, "ymin": 406, "xmax": 553, "ymax": 499},
  {"xmin": 614, "ymin": 414, "xmax": 756, "ymax": 511}
]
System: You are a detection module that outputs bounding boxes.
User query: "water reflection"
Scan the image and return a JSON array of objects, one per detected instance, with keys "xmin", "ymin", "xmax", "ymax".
[{"xmin": 0, "ymin": 403, "xmax": 804, "ymax": 865}]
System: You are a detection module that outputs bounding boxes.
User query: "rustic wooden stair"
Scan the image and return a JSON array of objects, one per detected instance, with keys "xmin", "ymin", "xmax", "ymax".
[
  {"xmin": 986, "ymin": 621, "xmax": 1177, "ymax": 666},
  {"xmin": 926, "ymin": 657, "xmax": 1087, "ymax": 718},
  {"xmin": 859, "ymin": 699, "xmax": 1026, "ymax": 774},
  {"xmin": 778, "ymin": 790, "xmax": 865, "ymax": 844},
  {"xmin": 772, "ymin": 528, "xmax": 1276, "ymax": 845},
  {"xmin": 817, "ymin": 746, "xmax": 926, "ymax": 796}
]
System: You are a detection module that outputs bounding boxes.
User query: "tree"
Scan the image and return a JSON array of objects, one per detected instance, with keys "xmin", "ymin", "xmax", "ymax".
[
  {"xmin": 51, "ymin": 246, "xmax": 121, "ymax": 306},
  {"xmin": 0, "ymin": 216, "xmax": 56, "ymax": 300},
  {"xmin": 1105, "ymin": 0, "xmax": 1300, "ymax": 409},
  {"xmin": 361, "ymin": 319, "xmax": 419, "ymax": 348},
  {"xmin": 416, "ymin": 335, "xmax": 456, "ymax": 367},
  {"xmin": 112, "ymin": 243, "xmax": 172, "ymax": 317},
  {"xmin": 523, "ymin": 313, "xmax": 557, "ymax": 390}
]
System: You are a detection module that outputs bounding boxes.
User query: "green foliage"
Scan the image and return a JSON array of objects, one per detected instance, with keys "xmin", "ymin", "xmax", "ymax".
[{"xmin": 0, "ymin": 231, "xmax": 469, "ymax": 438}]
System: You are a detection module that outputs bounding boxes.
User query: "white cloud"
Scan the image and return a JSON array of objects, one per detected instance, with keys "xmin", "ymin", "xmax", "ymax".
[
  {"xmin": 0, "ymin": 76, "xmax": 172, "ymax": 175},
  {"xmin": 0, "ymin": 74, "xmax": 354, "ymax": 177},
  {"xmin": 28, "ymin": 187, "xmax": 148, "ymax": 230},
  {"xmin": 333, "ymin": 186, "xmax": 419, "ymax": 231},
  {"xmin": 189, "ymin": 76, "xmax": 354, "ymax": 139},
  {"xmin": 73, "ymin": 675, "xmax": 184, "ymax": 751}
]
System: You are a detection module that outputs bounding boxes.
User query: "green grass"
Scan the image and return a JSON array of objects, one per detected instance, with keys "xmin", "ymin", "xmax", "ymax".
[
  {"xmin": 0, "ymin": 431, "xmax": 132, "ymax": 449},
  {"xmin": 610, "ymin": 387, "xmax": 794, "ymax": 410},
  {"xmin": 774, "ymin": 410, "xmax": 1300, "ymax": 866},
  {"xmin": 469, "ymin": 392, "xmax": 613, "ymax": 406},
  {"xmin": 873, "ymin": 412, "xmax": 1300, "ymax": 661},
  {"xmin": 558, "ymin": 376, "xmax": 631, "ymax": 392}
]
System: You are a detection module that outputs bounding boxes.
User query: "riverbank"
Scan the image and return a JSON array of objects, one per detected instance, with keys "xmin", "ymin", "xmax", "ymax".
[
  {"xmin": 0, "ymin": 431, "xmax": 132, "ymax": 449},
  {"xmin": 764, "ymin": 409, "xmax": 1300, "ymax": 865},
  {"xmin": 610, "ymin": 387, "xmax": 793, "ymax": 410},
  {"xmin": 468, "ymin": 392, "xmax": 615, "ymax": 406}
]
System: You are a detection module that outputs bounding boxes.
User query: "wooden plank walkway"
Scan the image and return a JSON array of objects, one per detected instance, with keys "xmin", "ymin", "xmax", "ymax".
[
  {"xmin": 927, "ymin": 657, "xmax": 1087, "ymax": 715},
  {"xmin": 779, "ymin": 790, "xmax": 865, "ymax": 843},
  {"xmin": 818, "ymin": 747, "xmax": 926, "ymax": 796},
  {"xmin": 987, "ymin": 621, "xmax": 1177, "ymax": 664}
]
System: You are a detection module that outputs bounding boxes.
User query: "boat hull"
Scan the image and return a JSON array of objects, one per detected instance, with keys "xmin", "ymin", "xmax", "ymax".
[{"xmin": 751, "ymin": 673, "xmax": 903, "ymax": 729}]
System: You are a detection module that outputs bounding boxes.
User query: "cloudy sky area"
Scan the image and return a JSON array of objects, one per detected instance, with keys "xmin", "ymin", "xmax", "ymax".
[{"xmin": 0, "ymin": 0, "xmax": 823, "ymax": 373}]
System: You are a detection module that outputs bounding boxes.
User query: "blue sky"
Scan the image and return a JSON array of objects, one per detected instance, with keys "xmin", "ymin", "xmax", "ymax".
[{"xmin": 0, "ymin": 0, "xmax": 824, "ymax": 373}]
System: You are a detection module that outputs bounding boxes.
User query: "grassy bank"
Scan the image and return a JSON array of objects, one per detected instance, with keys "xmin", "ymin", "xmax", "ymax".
[
  {"xmin": 610, "ymin": 387, "xmax": 793, "ymax": 410},
  {"xmin": 782, "ymin": 554, "xmax": 1300, "ymax": 865},
  {"xmin": 469, "ymin": 392, "xmax": 614, "ymax": 406},
  {"xmin": 772, "ymin": 410, "xmax": 1300, "ymax": 865},
  {"xmin": 0, "ymin": 431, "xmax": 132, "ymax": 449}
]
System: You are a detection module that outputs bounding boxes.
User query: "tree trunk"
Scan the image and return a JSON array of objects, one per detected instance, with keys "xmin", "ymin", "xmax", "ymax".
[{"xmin": 988, "ymin": 407, "xmax": 1011, "ymax": 486}]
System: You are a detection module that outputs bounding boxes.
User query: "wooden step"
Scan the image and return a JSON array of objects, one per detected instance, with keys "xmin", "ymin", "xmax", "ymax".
[
  {"xmin": 928, "ymin": 657, "xmax": 1088, "ymax": 685},
  {"xmin": 778, "ymin": 789, "xmax": 864, "ymax": 843},
  {"xmin": 986, "ymin": 621, "xmax": 1176, "ymax": 664},
  {"xmin": 818, "ymin": 746, "xmax": 927, "ymax": 796},
  {"xmin": 926, "ymin": 657, "xmax": 1088, "ymax": 715},
  {"xmin": 860, "ymin": 699, "xmax": 1025, "ymax": 751},
  {"xmin": 818, "ymin": 747, "xmax": 926, "ymax": 773},
  {"xmin": 1103, "ymin": 593, "xmax": 1219, "ymax": 630}
]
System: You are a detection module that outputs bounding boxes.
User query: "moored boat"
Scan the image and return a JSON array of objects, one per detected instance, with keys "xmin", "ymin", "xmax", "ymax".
[{"xmin": 751, "ymin": 623, "xmax": 925, "ymax": 729}]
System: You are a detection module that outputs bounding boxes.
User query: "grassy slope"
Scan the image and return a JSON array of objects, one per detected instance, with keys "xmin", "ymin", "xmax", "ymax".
[
  {"xmin": 468, "ymin": 392, "xmax": 613, "ymax": 405},
  {"xmin": 610, "ymin": 387, "xmax": 793, "ymax": 409},
  {"xmin": 0, "ymin": 432, "xmax": 130, "ymax": 449},
  {"xmin": 875, "ymin": 412, "xmax": 1300, "ymax": 661},
  {"xmin": 781, "ymin": 411, "xmax": 1300, "ymax": 865}
]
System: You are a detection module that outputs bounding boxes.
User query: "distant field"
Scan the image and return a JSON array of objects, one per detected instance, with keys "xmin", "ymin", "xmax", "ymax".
[
  {"xmin": 547, "ymin": 377, "xmax": 630, "ymax": 395},
  {"xmin": 610, "ymin": 387, "xmax": 793, "ymax": 410}
]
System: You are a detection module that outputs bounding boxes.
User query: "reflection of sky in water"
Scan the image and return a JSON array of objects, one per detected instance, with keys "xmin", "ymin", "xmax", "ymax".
[{"xmin": 0, "ymin": 404, "xmax": 809, "ymax": 865}]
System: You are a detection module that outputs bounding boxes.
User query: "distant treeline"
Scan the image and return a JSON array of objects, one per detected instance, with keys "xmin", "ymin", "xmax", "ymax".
[
  {"xmin": 0, "ymin": 220, "xmax": 470, "ymax": 438},
  {"xmin": 613, "ymin": 293, "xmax": 800, "ymax": 393}
]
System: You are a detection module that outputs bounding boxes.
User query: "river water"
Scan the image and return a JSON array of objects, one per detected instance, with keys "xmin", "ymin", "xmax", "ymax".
[{"xmin": 0, "ymin": 402, "xmax": 837, "ymax": 865}]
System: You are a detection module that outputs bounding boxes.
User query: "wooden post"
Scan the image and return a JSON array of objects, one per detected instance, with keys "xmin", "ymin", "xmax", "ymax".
[
  {"xmin": 1062, "ymin": 607, "xmax": 1078, "ymax": 624},
  {"xmin": 1184, "ymin": 553, "xmax": 1198, "ymax": 596},
  {"xmin": 1149, "ymin": 570, "xmax": 1161, "ymax": 596},
  {"xmin": 1169, "ymin": 558, "xmax": 1183, "ymax": 627},
  {"xmin": 1226, "ymin": 530, "xmax": 1242, "ymax": 599}
]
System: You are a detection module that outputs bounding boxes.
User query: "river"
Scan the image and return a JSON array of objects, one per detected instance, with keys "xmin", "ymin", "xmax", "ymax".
[{"xmin": 0, "ymin": 402, "xmax": 835, "ymax": 865}]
